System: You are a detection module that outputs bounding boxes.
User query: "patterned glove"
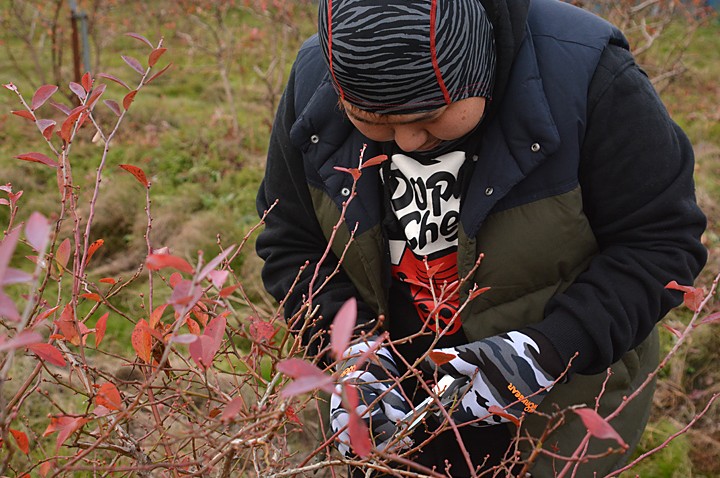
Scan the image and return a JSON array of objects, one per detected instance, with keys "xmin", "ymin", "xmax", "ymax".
[
  {"xmin": 423, "ymin": 330, "xmax": 565, "ymax": 426},
  {"xmin": 330, "ymin": 340, "xmax": 412, "ymax": 457}
]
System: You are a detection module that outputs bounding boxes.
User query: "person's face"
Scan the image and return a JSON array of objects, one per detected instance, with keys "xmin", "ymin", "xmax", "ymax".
[{"xmin": 341, "ymin": 96, "xmax": 486, "ymax": 153}]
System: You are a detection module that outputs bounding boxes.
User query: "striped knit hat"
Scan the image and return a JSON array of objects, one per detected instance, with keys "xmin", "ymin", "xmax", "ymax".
[{"xmin": 318, "ymin": 0, "xmax": 496, "ymax": 114}]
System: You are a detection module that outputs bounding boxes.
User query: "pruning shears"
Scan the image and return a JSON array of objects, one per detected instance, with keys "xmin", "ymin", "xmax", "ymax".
[{"xmin": 400, "ymin": 374, "xmax": 471, "ymax": 433}]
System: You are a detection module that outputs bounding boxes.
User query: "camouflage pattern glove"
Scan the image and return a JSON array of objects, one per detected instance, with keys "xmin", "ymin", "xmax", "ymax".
[
  {"xmin": 330, "ymin": 341, "xmax": 412, "ymax": 457},
  {"xmin": 423, "ymin": 330, "xmax": 565, "ymax": 426}
]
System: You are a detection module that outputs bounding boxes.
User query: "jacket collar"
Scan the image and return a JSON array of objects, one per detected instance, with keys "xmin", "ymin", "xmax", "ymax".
[
  {"xmin": 289, "ymin": 26, "xmax": 560, "ymax": 238},
  {"xmin": 460, "ymin": 26, "xmax": 561, "ymax": 236}
]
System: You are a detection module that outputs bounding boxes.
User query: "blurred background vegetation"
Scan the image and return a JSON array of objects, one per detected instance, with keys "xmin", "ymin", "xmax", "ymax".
[{"xmin": 0, "ymin": 0, "xmax": 718, "ymax": 475}]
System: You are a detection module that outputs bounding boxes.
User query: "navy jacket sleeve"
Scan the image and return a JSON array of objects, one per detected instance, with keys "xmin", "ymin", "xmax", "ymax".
[
  {"xmin": 255, "ymin": 59, "xmax": 377, "ymax": 358},
  {"xmin": 531, "ymin": 44, "xmax": 707, "ymax": 374}
]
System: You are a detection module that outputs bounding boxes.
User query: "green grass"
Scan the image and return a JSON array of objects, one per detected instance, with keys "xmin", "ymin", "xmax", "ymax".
[{"xmin": 631, "ymin": 419, "xmax": 695, "ymax": 478}]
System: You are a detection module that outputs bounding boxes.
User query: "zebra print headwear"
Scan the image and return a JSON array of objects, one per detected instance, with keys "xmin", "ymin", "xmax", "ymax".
[{"xmin": 318, "ymin": 0, "xmax": 496, "ymax": 114}]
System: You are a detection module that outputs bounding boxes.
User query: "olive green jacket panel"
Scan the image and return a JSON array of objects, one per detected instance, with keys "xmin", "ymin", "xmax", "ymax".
[
  {"xmin": 458, "ymin": 187, "xmax": 598, "ymax": 339},
  {"xmin": 310, "ymin": 182, "xmax": 659, "ymax": 476},
  {"xmin": 309, "ymin": 185, "xmax": 388, "ymax": 322}
]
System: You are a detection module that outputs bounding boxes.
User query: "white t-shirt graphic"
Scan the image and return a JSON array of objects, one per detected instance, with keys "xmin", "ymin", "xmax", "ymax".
[{"xmin": 383, "ymin": 150, "xmax": 466, "ymax": 335}]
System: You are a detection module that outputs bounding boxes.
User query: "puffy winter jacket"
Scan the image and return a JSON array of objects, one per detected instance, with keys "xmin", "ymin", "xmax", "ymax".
[{"xmin": 256, "ymin": 0, "xmax": 706, "ymax": 474}]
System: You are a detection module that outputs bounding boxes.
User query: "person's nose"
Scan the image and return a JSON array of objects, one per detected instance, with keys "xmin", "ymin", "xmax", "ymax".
[{"xmin": 393, "ymin": 125, "xmax": 428, "ymax": 152}]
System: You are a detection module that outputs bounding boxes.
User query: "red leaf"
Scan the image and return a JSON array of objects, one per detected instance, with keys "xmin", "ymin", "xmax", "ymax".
[
  {"xmin": 186, "ymin": 318, "xmax": 201, "ymax": 335},
  {"xmin": 1, "ymin": 291, "xmax": 20, "ymax": 322},
  {"xmin": 197, "ymin": 245, "xmax": 236, "ymax": 282},
  {"xmin": 32, "ymin": 85, "xmax": 58, "ymax": 110},
  {"xmin": 0, "ymin": 227, "xmax": 21, "ymax": 281},
  {"xmin": 573, "ymin": 408, "xmax": 628, "ymax": 448},
  {"xmin": 87, "ymin": 84, "xmax": 107, "ymax": 109},
  {"xmin": 37, "ymin": 119, "xmax": 56, "ymax": 141},
  {"xmin": 145, "ymin": 63, "xmax": 172, "ymax": 84},
  {"xmin": 488, "ymin": 405, "xmax": 520, "ymax": 426},
  {"xmin": 28, "ymin": 343, "xmax": 66, "ymax": 367},
  {"xmin": 15, "ymin": 152, "xmax": 57, "ymax": 168},
  {"xmin": 1, "ymin": 267, "xmax": 31, "ymax": 286},
  {"xmin": 683, "ymin": 288, "xmax": 705, "ymax": 312},
  {"xmin": 277, "ymin": 359, "xmax": 335, "ymax": 396},
  {"xmin": 285, "ymin": 406, "xmax": 302, "ymax": 425},
  {"xmin": 170, "ymin": 279, "xmax": 202, "ymax": 312},
  {"xmin": 99, "ymin": 277, "xmax": 117, "ymax": 285},
  {"xmin": 149, "ymin": 304, "xmax": 168, "ymax": 329},
  {"xmin": 208, "ymin": 270, "xmax": 229, "ymax": 289},
  {"xmin": 0, "ymin": 279, "xmax": 23, "ymax": 323},
  {"xmin": 97, "ymin": 73, "xmax": 131, "ymax": 90},
  {"xmin": 60, "ymin": 106, "xmax": 86, "ymax": 142},
  {"xmin": 429, "ymin": 350, "xmax": 456, "ymax": 366},
  {"xmin": 95, "ymin": 312, "xmax": 109, "ymax": 347},
  {"xmin": 277, "ymin": 358, "xmax": 327, "ymax": 380},
  {"xmin": 189, "ymin": 315, "xmax": 226, "ymax": 369},
  {"xmin": 426, "ymin": 263, "xmax": 442, "ymax": 278},
  {"xmin": 122, "ymin": 55, "xmax": 145, "ymax": 75},
  {"xmin": 120, "ymin": 164, "xmax": 150, "ymax": 188},
  {"xmin": 350, "ymin": 334, "xmax": 387, "ymax": 370},
  {"xmin": 331, "ymin": 297, "xmax": 356, "ymax": 360},
  {"xmin": 221, "ymin": 396, "xmax": 245, "ymax": 422},
  {"xmin": 219, "ymin": 284, "xmax": 241, "ymax": 298},
  {"xmin": 348, "ymin": 410, "xmax": 371, "ymax": 457},
  {"xmin": 95, "ymin": 382, "xmax": 123, "ymax": 410},
  {"xmin": 81, "ymin": 293, "xmax": 102, "ymax": 302},
  {"xmin": 205, "ymin": 315, "xmax": 226, "ymax": 347},
  {"xmin": 402, "ymin": 278, "xmax": 429, "ymax": 289},
  {"xmin": 145, "ymin": 253, "xmax": 193, "ymax": 273},
  {"xmin": 170, "ymin": 333, "xmax": 198, "ymax": 344},
  {"xmin": 662, "ymin": 323, "xmax": 682, "ymax": 339},
  {"xmin": 81, "ymin": 72, "xmax": 92, "ymax": 92},
  {"xmin": 86, "ymin": 238, "xmax": 104, "ymax": 265},
  {"xmin": 192, "ymin": 303, "xmax": 209, "ymax": 326},
  {"xmin": 40, "ymin": 461, "xmax": 53, "ymax": 477},
  {"xmin": 169, "ymin": 272, "xmax": 183, "ymax": 288},
  {"xmin": 69, "ymin": 82, "xmax": 87, "ymax": 100},
  {"xmin": 280, "ymin": 375, "xmax": 335, "ymax": 398},
  {"xmin": 345, "ymin": 382, "xmax": 360, "ymax": 409},
  {"xmin": 55, "ymin": 238, "xmax": 71, "ymax": 273},
  {"xmin": 361, "ymin": 154, "xmax": 388, "ymax": 169},
  {"xmin": 138, "ymin": 322, "xmax": 164, "ymax": 342},
  {"xmin": 125, "ymin": 32, "xmax": 154, "ymax": 48},
  {"xmin": 10, "ymin": 429, "xmax": 30, "ymax": 454},
  {"xmin": 55, "ymin": 304, "xmax": 82, "ymax": 346},
  {"xmin": 43, "ymin": 415, "xmax": 88, "ymax": 450},
  {"xmin": 132, "ymin": 319, "xmax": 153, "ymax": 363},
  {"xmin": 104, "ymin": 99, "xmax": 121, "ymax": 116},
  {"xmin": 33, "ymin": 305, "xmax": 61, "ymax": 326},
  {"xmin": 700, "ymin": 311, "xmax": 720, "ymax": 326},
  {"xmin": 333, "ymin": 166, "xmax": 361, "ymax": 181},
  {"xmin": 189, "ymin": 335, "xmax": 213, "ymax": 369},
  {"xmin": 468, "ymin": 286, "xmax": 492, "ymax": 301},
  {"xmin": 666, "ymin": 281, "xmax": 705, "ymax": 312},
  {"xmin": 12, "ymin": 110, "xmax": 34, "ymax": 121},
  {"xmin": 149, "ymin": 47, "xmax": 167, "ymax": 67},
  {"xmin": 249, "ymin": 317, "xmax": 275, "ymax": 342},
  {"xmin": 0, "ymin": 331, "xmax": 42, "ymax": 353},
  {"xmin": 122, "ymin": 90, "xmax": 138, "ymax": 111},
  {"xmin": 49, "ymin": 99, "xmax": 71, "ymax": 115},
  {"xmin": 25, "ymin": 211, "xmax": 50, "ymax": 253}
]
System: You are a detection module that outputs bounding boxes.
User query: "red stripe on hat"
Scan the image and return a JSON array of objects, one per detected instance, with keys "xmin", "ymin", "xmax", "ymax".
[
  {"xmin": 327, "ymin": 0, "xmax": 345, "ymax": 101},
  {"xmin": 430, "ymin": 0, "xmax": 451, "ymax": 105}
]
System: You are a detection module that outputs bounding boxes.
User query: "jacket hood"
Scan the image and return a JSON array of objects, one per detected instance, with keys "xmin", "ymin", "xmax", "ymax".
[{"xmin": 478, "ymin": 0, "xmax": 530, "ymax": 122}]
